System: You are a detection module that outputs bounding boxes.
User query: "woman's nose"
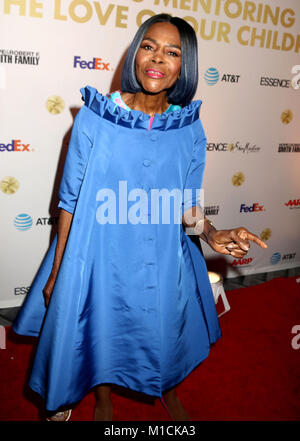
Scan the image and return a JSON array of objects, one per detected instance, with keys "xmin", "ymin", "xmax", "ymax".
[{"xmin": 151, "ymin": 50, "xmax": 164, "ymax": 63}]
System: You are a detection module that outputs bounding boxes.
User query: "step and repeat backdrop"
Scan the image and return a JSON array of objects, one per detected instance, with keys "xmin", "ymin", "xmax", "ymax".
[{"xmin": 0, "ymin": 0, "xmax": 299, "ymax": 307}]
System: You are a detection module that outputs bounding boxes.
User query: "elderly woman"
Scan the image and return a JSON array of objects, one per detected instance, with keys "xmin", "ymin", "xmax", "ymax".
[{"xmin": 13, "ymin": 14, "xmax": 267, "ymax": 421}]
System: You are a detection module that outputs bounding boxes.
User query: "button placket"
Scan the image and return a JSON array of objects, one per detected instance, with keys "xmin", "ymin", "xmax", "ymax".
[
  {"xmin": 143, "ymin": 159, "xmax": 151, "ymax": 167},
  {"xmin": 143, "ymin": 233, "xmax": 158, "ymax": 295},
  {"xmin": 141, "ymin": 132, "xmax": 159, "ymax": 306}
]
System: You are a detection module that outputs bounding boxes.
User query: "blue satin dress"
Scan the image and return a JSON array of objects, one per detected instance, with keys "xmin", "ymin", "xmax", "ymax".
[{"xmin": 13, "ymin": 86, "xmax": 222, "ymax": 411}]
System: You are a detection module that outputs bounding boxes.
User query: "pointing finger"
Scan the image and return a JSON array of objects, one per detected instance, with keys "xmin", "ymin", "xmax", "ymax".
[{"xmin": 246, "ymin": 231, "xmax": 268, "ymax": 248}]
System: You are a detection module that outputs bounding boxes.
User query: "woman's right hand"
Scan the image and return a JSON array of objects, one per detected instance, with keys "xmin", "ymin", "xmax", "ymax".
[
  {"xmin": 42, "ymin": 208, "xmax": 73, "ymax": 308},
  {"xmin": 43, "ymin": 273, "xmax": 57, "ymax": 307}
]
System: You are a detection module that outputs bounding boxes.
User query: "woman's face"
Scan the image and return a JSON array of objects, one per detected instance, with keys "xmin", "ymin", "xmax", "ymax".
[{"xmin": 135, "ymin": 21, "xmax": 181, "ymax": 95}]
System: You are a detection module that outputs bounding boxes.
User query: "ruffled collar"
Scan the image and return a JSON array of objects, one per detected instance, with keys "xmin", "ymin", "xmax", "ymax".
[
  {"xmin": 107, "ymin": 90, "xmax": 182, "ymax": 114},
  {"xmin": 80, "ymin": 85, "xmax": 202, "ymax": 131}
]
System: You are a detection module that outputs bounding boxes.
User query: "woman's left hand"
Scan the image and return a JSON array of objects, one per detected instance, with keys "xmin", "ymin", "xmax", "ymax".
[{"xmin": 207, "ymin": 227, "xmax": 268, "ymax": 258}]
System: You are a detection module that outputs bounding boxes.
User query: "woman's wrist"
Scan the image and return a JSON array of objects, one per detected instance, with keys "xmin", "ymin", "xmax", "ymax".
[
  {"xmin": 182, "ymin": 207, "xmax": 218, "ymax": 240},
  {"xmin": 199, "ymin": 218, "xmax": 217, "ymax": 243}
]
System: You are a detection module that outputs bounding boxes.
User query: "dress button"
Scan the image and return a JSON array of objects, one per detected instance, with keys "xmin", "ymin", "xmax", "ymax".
[
  {"xmin": 150, "ymin": 134, "xmax": 158, "ymax": 141},
  {"xmin": 143, "ymin": 159, "xmax": 151, "ymax": 167}
]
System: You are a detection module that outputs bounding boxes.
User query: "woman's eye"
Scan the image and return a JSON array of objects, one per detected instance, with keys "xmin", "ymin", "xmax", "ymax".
[
  {"xmin": 168, "ymin": 51, "xmax": 179, "ymax": 57},
  {"xmin": 142, "ymin": 45, "xmax": 153, "ymax": 51}
]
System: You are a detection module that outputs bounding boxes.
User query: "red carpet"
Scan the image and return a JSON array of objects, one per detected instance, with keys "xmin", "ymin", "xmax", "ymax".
[{"xmin": 0, "ymin": 276, "xmax": 299, "ymax": 421}]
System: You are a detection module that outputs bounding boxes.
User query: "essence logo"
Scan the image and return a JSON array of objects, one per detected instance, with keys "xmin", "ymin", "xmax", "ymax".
[
  {"xmin": 260, "ymin": 76, "xmax": 291, "ymax": 88},
  {"xmin": 74, "ymin": 56, "xmax": 111, "ymax": 71},
  {"xmin": 14, "ymin": 286, "xmax": 30, "ymax": 296},
  {"xmin": 207, "ymin": 141, "xmax": 260, "ymax": 153}
]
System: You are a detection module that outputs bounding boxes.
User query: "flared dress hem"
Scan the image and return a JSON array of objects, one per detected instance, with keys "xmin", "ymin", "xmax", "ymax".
[{"xmin": 28, "ymin": 347, "xmax": 214, "ymax": 412}]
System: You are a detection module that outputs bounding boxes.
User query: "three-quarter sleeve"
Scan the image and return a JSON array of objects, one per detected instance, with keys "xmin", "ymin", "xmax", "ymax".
[
  {"xmin": 58, "ymin": 107, "xmax": 92, "ymax": 214},
  {"xmin": 182, "ymin": 118, "xmax": 207, "ymax": 214}
]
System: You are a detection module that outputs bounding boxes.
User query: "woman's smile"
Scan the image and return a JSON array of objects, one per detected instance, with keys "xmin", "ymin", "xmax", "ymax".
[{"xmin": 145, "ymin": 68, "xmax": 165, "ymax": 79}]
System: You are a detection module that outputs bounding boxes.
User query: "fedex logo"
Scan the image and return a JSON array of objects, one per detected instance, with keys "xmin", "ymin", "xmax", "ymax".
[
  {"xmin": 74, "ymin": 56, "xmax": 110, "ymax": 71},
  {"xmin": 240, "ymin": 203, "xmax": 264, "ymax": 213},
  {"xmin": 0, "ymin": 140, "xmax": 31, "ymax": 152}
]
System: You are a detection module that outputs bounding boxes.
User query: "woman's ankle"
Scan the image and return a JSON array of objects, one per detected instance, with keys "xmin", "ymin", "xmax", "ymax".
[{"xmin": 94, "ymin": 400, "xmax": 113, "ymax": 421}]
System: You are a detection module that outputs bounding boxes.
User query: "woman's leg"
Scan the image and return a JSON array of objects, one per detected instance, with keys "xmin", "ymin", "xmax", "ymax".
[
  {"xmin": 94, "ymin": 384, "xmax": 113, "ymax": 421},
  {"xmin": 162, "ymin": 386, "xmax": 190, "ymax": 421}
]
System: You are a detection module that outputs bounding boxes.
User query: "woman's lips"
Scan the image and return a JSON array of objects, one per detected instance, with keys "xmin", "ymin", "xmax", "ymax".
[{"xmin": 145, "ymin": 69, "xmax": 165, "ymax": 78}]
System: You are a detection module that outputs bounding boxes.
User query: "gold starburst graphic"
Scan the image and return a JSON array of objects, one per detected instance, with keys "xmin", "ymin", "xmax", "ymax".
[
  {"xmin": 281, "ymin": 109, "xmax": 293, "ymax": 124},
  {"xmin": 260, "ymin": 228, "xmax": 272, "ymax": 241},
  {"xmin": 232, "ymin": 172, "xmax": 245, "ymax": 187},
  {"xmin": 0, "ymin": 176, "xmax": 20, "ymax": 194},
  {"xmin": 46, "ymin": 95, "xmax": 65, "ymax": 114},
  {"xmin": 228, "ymin": 143, "xmax": 235, "ymax": 152}
]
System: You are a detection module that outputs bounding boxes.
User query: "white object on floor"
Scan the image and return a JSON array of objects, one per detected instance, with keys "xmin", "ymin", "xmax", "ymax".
[{"xmin": 208, "ymin": 272, "xmax": 231, "ymax": 317}]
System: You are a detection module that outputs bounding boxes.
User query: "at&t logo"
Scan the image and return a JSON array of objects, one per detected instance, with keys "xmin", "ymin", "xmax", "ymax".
[
  {"xmin": 204, "ymin": 67, "xmax": 219, "ymax": 85},
  {"xmin": 14, "ymin": 213, "xmax": 33, "ymax": 231},
  {"xmin": 270, "ymin": 252, "xmax": 281, "ymax": 265},
  {"xmin": 204, "ymin": 67, "xmax": 240, "ymax": 86},
  {"xmin": 74, "ymin": 56, "xmax": 111, "ymax": 71},
  {"xmin": 13, "ymin": 214, "xmax": 59, "ymax": 230}
]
